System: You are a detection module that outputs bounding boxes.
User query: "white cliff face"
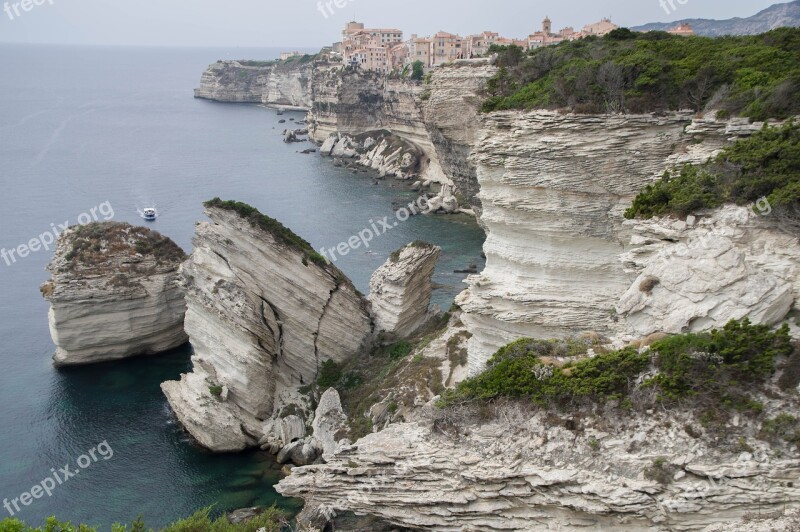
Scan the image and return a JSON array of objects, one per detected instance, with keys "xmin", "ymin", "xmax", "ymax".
[
  {"xmin": 278, "ymin": 407, "xmax": 800, "ymax": 532},
  {"xmin": 194, "ymin": 60, "xmax": 313, "ymax": 108},
  {"xmin": 308, "ymin": 61, "xmax": 497, "ymax": 199},
  {"xmin": 319, "ymin": 131, "xmax": 425, "ymax": 180},
  {"xmin": 194, "ymin": 61, "xmax": 274, "ymax": 103},
  {"xmin": 421, "ymin": 60, "xmax": 498, "ymax": 213},
  {"xmin": 618, "ymin": 206, "xmax": 800, "ymax": 336},
  {"xmin": 41, "ymin": 223, "xmax": 187, "ymax": 366},
  {"xmin": 161, "ymin": 205, "xmax": 372, "ymax": 452},
  {"xmin": 458, "ymin": 111, "xmax": 793, "ymax": 375},
  {"xmin": 369, "ymin": 242, "xmax": 441, "ymax": 338},
  {"xmin": 262, "ymin": 61, "xmax": 314, "ymax": 109}
]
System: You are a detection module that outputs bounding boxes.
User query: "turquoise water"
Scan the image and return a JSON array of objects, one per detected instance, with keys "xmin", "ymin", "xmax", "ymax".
[{"xmin": 0, "ymin": 44, "xmax": 485, "ymax": 527}]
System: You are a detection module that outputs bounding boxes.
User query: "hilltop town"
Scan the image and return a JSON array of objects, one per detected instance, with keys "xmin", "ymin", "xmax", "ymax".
[{"xmin": 295, "ymin": 16, "xmax": 695, "ymax": 73}]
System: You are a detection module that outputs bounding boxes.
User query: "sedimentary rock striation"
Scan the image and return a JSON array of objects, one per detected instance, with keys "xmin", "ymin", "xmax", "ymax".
[
  {"xmin": 279, "ymin": 408, "xmax": 800, "ymax": 531},
  {"xmin": 194, "ymin": 61, "xmax": 275, "ymax": 103},
  {"xmin": 319, "ymin": 131, "xmax": 425, "ymax": 180},
  {"xmin": 618, "ymin": 206, "xmax": 800, "ymax": 337},
  {"xmin": 419, "ymin": 60, "xmax": 498, "ymax": 213},
  {"xmin": 457, "ymin": 112, "xmax": 796, "ymax": 375},
  {"xmin": 161, "ymin": 201, "xmax": 372, "ymax": 452},
  {"xmin": 369, "ymin": 242, "xmax": 441, "ymax": 338},
  {"xmin": 308, "ymin": 60, "xmax": 497, "ymax": 206},
  {"xmin": 196, "ymin": 57, "xmax": 496, "ymax": 206},
  {"xmin": 194, "ymin": 59, "xmax": 313, "ymax": 108},
  {"xmin": 41, "ymin": 222, "xmax": 187, "ymax": 366}
]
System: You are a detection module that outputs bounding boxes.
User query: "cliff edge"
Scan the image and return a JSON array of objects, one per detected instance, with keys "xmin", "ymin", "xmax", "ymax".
[{"xmin": 161, "ymin": 200, "xmax": 372, "ymax": 452}]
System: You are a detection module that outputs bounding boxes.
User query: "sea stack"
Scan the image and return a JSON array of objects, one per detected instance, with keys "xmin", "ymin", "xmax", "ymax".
[
  {"xmin": 41, "ymin": 222, "xmax": 188, "ymax": 366},
  {"xmin": 161, "ymin": 199, "xmax": 372, "ymax": 452},
  {"xmin": 369, "ymin": 241, "xmax": 441, "ymax": 338}
]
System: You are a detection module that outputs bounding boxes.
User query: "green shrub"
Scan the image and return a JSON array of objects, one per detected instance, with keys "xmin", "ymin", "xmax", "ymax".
[
  {"xmin": 438, "ymin": 319, "xmax": 792, "ymax": 417},
  {"xmin": 644, "ymin": 457, "xmax": 675, "ymax": 485},
  {"xmin": 387, "ymin": 341, "xmax": 413, "ymax": 360},
  {"xmin": 760, "ymin": 413, "xmax": 800, "ymax": 446},
  {"xmin": 317, "ymin": 360, "xmax": 343, "ymax": 389},
  {"xmin": 646, "ymin": 319, "xmax": 793, "ymax": 401},
  {"xmin": 482, "ymin": 27, "xmax": 800, "ymax": 118},
  {"xmin": 0, "ymin": 507, "xmax": 286, "ymax": 532},
  {"xmin": 208, "ymin": 385, "xmax": 223, "ymax": 397},
  {"xmin": 204, "ymin": 198, "xmax": 327, "ymax": 266},
  {"xmin": 626, "ymin": 121, "xmax": 800, "ymax": 219},
  {"xmin": 411, "ymin": 60, "xmax": 425, "ymax": 81},
  {"xmin": 340, "ymin": 371, "xmax": 364, "ymax": 390},
  {"xmin": 438, "ymin": 338, "xmax": 649, "ymax": 406}
]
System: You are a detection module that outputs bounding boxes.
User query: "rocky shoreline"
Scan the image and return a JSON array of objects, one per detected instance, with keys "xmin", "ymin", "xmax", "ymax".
[{"xmin": 34, "ymin": 53, "xmax": 800, "ymax": 531}]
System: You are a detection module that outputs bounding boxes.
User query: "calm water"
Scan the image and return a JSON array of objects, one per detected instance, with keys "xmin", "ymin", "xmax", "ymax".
[{"xmin": 0, "ymin": 44, "xmax": 485, "ymax": 527}]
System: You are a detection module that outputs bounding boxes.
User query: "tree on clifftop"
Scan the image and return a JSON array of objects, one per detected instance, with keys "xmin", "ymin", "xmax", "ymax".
[{"xmin": 411, "ymin": 60, "xmax": 425, "ymax": 81}]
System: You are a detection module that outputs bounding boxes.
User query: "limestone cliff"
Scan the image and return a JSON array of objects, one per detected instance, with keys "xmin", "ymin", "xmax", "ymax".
[
  {"xmin": 161, "ymin": 201, "xmax": 372, "ymax": 452},
  {"xmin": 618, "ymin": 206, "xmax": 800, "ymax": 337},
  {"xmin": 278, "ymin": 406, "xmax": 800, "ymax": 531},
  {"xmin": 194, "ymin": 61, "xmax": 275, "ymax": 103},
  {"xmin": 194, "ymin": 59, "xmax": 314, "ymax": 108},
  {"xmin": 368, "ymin": 242, "xmax": 441, "ymax": 338},
  {"xmin": 196, "ymin": 58, "xmax": 496, "ymax": 207},
  {"xmin": 307, "ymin": 60, "xmax": 497, "ymax": 207},
  {"xmin": 420, "ymin": 61, "xmax": 498, "ymax": 212},
  {"xmin": 456, "ymin": 111, "xmax": 796, "ymax": 375},
  {"xmin": 41, "ymin": 222, "xmax": 187, "ymax": 366}
]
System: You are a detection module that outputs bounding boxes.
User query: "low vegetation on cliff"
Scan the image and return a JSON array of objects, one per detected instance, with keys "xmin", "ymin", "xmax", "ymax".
[
  {"xmin": 0, "ymin": 507, "xmax": 287, "ymax": 532},
  {"xmin": 625, "ymin": 121, "xmax": 800, "ymax": 219},
  {"xmin": 482, "ymin": 27, "xmax": 800, "ymax": 119},
  {"xmin": 439, "ymin": 320, "xmax": 798, "ymax": 437},
  {"xmin": 62, "ymin": 223, "xmax": 186, "ymax": 272},
  {"xmin": 310, "ymin": 315, "xmax": 453, "ymax": 440},
  {"xmin": 204, "ymin": 198, "xmax": 326, "ymax": 266}
]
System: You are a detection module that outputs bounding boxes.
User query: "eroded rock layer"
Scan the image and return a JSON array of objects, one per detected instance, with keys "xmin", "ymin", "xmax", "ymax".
[
  {"xmin": 369, "ymin": 242, "xmax": 441, "ymax": 338},
  {"xmin": 457, "ymin": 112, "xmax": 793, "ymax": 375},
  {"xmin": 42, "ymin": 222, "xmax": 187, "ymax": 366},
  {"xmin": 161, "ymin": 204, "xmax": 372, "ymax": 452},
  {"xmin": 278, "ymin": 412, "xmax": 800, "ymax": 531},
  {"xmin": 618, "ymin": 206, "xmax": 800, "ymax": 336},
  {"xmin": 308, "ymin": 61, "xmax": 497, "ymax": 204},
  {"xmin": 194, "ymin": 60, "xmax": 313, "ymax": 108}
]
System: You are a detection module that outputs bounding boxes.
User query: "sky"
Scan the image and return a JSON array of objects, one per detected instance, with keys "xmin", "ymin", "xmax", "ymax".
[{"xmin": 0, "ymin": 0, "xmax": 788, "ymax": 48}]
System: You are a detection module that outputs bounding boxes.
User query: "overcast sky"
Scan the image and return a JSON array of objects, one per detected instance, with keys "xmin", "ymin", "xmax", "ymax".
[{"xmin": 0, "ymin": 0, "xmax": 786, "ymax": 47}]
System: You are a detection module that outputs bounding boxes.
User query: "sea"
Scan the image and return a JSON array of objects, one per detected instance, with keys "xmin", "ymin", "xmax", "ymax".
[{"xmin": 0, "ymin": 44, "xmax": 486, "ymax": 527}]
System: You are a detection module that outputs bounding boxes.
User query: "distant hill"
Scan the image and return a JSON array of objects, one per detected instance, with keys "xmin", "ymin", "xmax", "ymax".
[{"xmin": 633, "ymin": 0, "xmax": 800, "ymax": 36}]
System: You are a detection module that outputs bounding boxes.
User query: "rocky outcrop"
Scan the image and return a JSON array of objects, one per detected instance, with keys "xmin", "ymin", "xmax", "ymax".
[
  {"xmin": 194, "ymin": 61, "xmax": 275, "ymax": 103},
  {"xmin": 369, "ymin": 242, "xmax": 441, "ymax": 338},
  {"xmin": 308, "ymin": 61, "xmax": 497, "ymax": 205},
  {"xmin": 161, "ymin": 201, "xmax": 372, "ymax": 452},
  {"xmin": 618, "ymin": 206, "xmax": 800, "ymax": 337},
  {"xmin": 319, "ymin": 131, "xmax": 425, "ymax": 180},
  {"xmin": 41, "ymin": 222, "xmax": 187, "ymax": 366},
  {"xmin": 457, "ymin": 111, "xmax": 794, "ymax": 375},
  {"xmin": 194, "ymin": 59, "xmax": 314, "ymax": 108},
  {"xmin": 310, "ymin": 388, "xmax": 349, "ymax": 459},
  {"xmin": 196, "ymin": 57, "xmax": 496, "ymax": 205},
  {"xmin": 278, "ymin": 406, "xmax": 800, "ymax": 531},
  {"xmin": 259, "ymin": 388, "xmax": 349, "ymax": 467},
  {"xmin": 262, "ymin": 59, "xmax": 315, "ymax": 109},
  {"xmin": 420, "ymin": 60, "xmax": 498, "ymax": 213}
]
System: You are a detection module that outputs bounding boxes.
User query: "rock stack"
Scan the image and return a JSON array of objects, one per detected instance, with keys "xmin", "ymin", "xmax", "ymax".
[
  {"xmin": 161, "ymin": 200, "xmax": 372, "ymax": 452},
  {"xmin": 369, "ymin": 242, "xmax": 441, "ymax": 338},
  {"xmin": 41, "ymin": 222, "xmax": 187, "ymax": 366}
]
